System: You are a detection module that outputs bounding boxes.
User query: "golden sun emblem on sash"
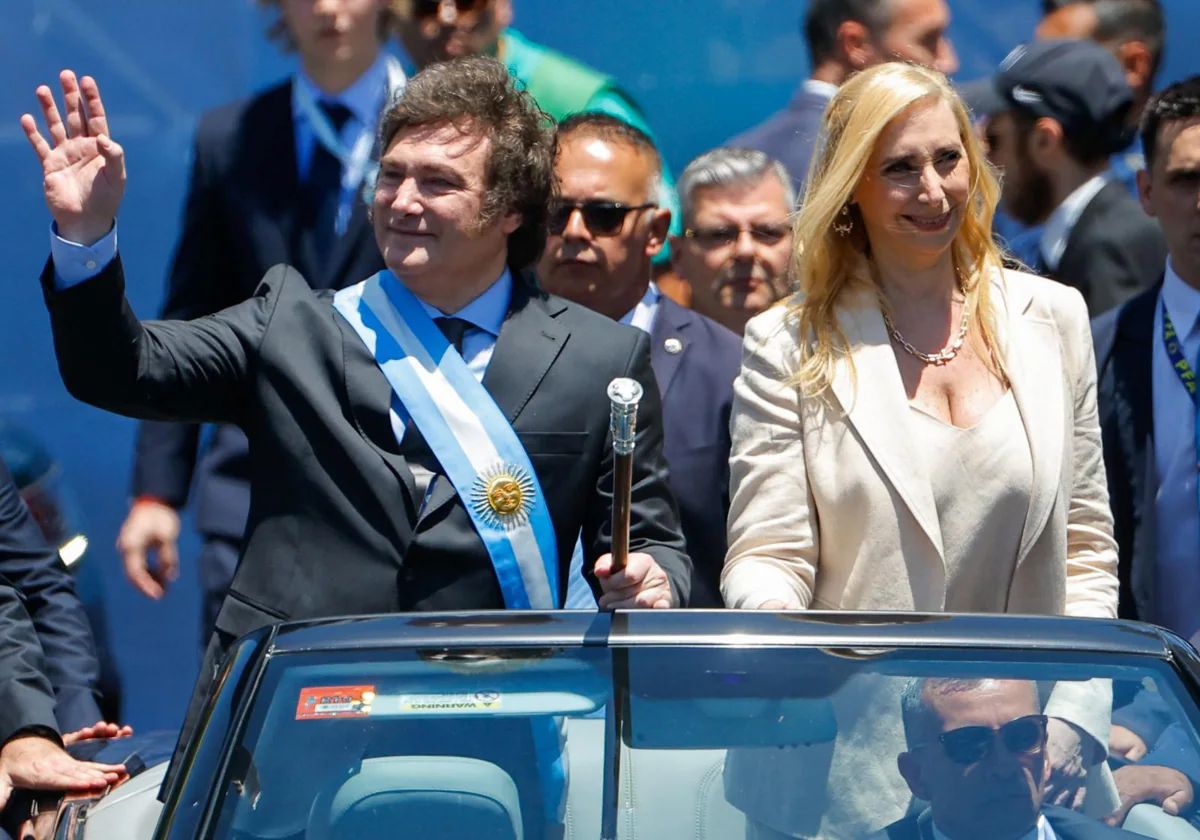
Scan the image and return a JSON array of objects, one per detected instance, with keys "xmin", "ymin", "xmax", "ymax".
[{"xmin": 470, "ymin": 464, "xmax": 536, "ymax": 530}]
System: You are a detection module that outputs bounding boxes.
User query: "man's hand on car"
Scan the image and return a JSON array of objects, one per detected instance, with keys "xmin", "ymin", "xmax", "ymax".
[
  {"xmin": 1106, "ymin": 764, "xmax": 1194, "ymax": 825},
  {"xmin": 0, "ymin": 734, "xmax": 124, "ymax": 811}
]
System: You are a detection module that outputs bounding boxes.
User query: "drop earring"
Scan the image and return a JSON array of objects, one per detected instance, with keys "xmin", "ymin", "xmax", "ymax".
[{"xmin": 833, "ymin": 205, "xmax": 854, "ymax": 236}]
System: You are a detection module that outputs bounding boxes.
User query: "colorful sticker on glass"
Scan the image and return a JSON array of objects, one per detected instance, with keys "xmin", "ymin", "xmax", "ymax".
[{"xmin": 295, "ymin": 685, "xmax": 376, "ymax": 720}]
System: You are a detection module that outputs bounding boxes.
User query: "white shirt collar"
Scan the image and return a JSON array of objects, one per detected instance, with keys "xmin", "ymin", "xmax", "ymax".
[
  {"xmin": 620, "ymin": 281, "xmax": 661, "ymax": 334},
  {"xmin": 1039, "ymin": 172, "xmax": 1112, "ymax": 271},
  {"xmin": 802, "ymin": 78, "xmax": 839, "ymax": 103},
  {"xmin": 1162, "ymin": 258, "xmax": 1200, "ymax": 341},
  {"xmin": 293, "ymin": 51, "xmax": 390, "ymax": 129},
  {"xmin": 932, "ymin": 813, "xmax": 1048, "ymax": 840}
]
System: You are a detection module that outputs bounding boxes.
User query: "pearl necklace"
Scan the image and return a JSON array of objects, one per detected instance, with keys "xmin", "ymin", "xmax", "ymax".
[{"xmin": 881, "ymin": 303, "xmax": 971, "ymax": 366}]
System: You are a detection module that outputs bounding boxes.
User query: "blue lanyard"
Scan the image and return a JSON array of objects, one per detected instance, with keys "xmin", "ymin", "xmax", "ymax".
[
  {"xmin": 1161, "ymin": 300, "xmax": 1200, "ymax": 514},
  {"xmin": 296, "ymin": 56, "xmax": 406, "ymax": 232},
  {"xmin": 1162, "ymin": 300, "xmax": 1199, "ymax": 404}
]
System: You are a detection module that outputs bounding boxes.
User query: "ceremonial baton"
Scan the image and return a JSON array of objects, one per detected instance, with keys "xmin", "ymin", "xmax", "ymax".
[{"xmin": 607, "ymin": 377, "xmax": 644, "ymax": 573}]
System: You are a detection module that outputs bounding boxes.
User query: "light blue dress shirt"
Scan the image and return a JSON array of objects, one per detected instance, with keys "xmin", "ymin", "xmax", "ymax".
[
  {"xmin": 292, "ymin": 53, "xmax": 390, "ymax": 180},
  {"xmin": 1152, "ymin": 262, "xmax": 1200, "ymax": 639},
  {"xmin": 292, "ymin": 53, "xmax": 392, "ymax": 233},
  {"xmin": 387, "ymin": 269, "xmax": 512, "ymax": 444}
]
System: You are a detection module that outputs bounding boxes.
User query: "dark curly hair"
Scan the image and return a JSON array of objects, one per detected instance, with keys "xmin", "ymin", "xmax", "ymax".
[{"xmin": 378, "ymin": 56, "xmax": 558, "ymax": 274}]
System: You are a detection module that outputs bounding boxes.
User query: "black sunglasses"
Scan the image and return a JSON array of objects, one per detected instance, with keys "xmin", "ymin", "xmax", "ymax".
[
  {"xmin": 931, "ymin": 714, "xmax": 1048, "ymax": 766},
  {"xmin": 683, "ymin": 223, "xmax": 791, "ymax": 248},
  {"xmin": 409, "ymin": 0, "xmax": 489, "ymax": 19},
  {"xmin": 548, "ymin": 201, "xmax": 657, "ymax": 237}
]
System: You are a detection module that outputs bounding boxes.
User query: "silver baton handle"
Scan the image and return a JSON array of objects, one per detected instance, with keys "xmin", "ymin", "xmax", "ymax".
[{"xmin": 607, "ymin": 378, "xmax": 644, "ymax": 573}]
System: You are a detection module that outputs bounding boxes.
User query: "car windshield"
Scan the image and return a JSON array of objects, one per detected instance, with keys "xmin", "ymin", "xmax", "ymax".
[{"xmin": 207, "ymin": 642, "xmax": 1200, "ymax": 840}]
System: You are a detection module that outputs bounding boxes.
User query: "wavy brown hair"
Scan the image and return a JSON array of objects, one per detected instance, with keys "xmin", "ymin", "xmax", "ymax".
[
  {"xmin": 788, "ymin": 62, "xmax": 1008, "ymax": 398},
  {"xmin": 378, "ymin": 56, "xmax": 558, "ymax": 274}
]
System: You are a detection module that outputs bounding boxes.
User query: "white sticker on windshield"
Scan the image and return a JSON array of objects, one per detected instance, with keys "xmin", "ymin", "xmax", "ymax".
[{"xmin": 397, "ymin": 691, "xmax": 502, "ymax": 712}]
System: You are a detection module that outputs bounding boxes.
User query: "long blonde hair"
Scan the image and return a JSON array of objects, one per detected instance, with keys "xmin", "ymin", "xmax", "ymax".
[{"xmin": 789, "ymin": 62, "xmax": 1008, "ymax": 398}]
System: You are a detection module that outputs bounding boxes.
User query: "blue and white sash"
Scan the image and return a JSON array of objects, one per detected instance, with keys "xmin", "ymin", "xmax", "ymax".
[
  {"xmin": 333, "ymin": 270, "xmax": 560, "ymax": 610},
  {"xmin": 295, "ymin": 55, "xmax": 407, "ymax": 229}
]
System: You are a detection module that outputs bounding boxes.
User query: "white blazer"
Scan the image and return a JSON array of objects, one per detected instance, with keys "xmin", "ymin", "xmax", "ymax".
[{"xmin": 721, "ymin": 268, "xmax": 1119, "ymax": 618}]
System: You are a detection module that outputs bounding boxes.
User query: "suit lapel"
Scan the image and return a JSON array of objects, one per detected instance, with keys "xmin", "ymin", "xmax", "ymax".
[
  {"xmin": 649, "ymin": 297, "xmax": 690, "ymax": 399},
  {"xmin": 1000, "ymin": 276, "xmax": 1066, "ymax": 566},
  {"xmin": 1110, "ymin": 284, "xmax": 1159, "ymax": 618},
  {"xmin": 1111, "ymin": 284, "xmax": 1158, "ymax": 509},
  {"xmin": 322, "ymin": 128, "xmax": 385, "ymax": 289},
  {"xmin": 828, "ymin": 291, "xmax": 945, "ymax": 560},
  {"xmin": 1055, "ymin": 180, "xmax": 1119, "ymax": 281},
  {"xmin": 415, "ymin": 281, "xmax": 570, "ymax": 527},
  {"xmin": 322, "ymin": 198, "xmax": 374, "ymax": 289},
  {"xmin": 250, "ymin": 83, "xmax": 311, "ymax": 278},
  {"xmin": 335, "ymin": 307, "xmax": 421, "ymax": 540}
]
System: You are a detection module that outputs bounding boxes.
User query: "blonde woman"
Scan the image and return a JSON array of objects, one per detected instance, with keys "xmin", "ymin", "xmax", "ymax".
[{"xmin": 720, "ymin": 63, "xmax": 1120, "ymax": 840}]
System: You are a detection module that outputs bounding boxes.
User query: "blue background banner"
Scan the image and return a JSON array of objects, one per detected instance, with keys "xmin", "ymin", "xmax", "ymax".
[{"xmin": 3, "ymin": 0, "xmax": 1197, "ymax": 732}]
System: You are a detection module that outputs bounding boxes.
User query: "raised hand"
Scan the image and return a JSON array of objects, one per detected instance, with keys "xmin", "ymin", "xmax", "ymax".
[{"xmin": 20, "ymin": 70, "xmax": 125, "ymax": 245}]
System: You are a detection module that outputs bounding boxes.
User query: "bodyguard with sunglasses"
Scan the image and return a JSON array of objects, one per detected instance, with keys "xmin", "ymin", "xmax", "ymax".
[
  {"xmin": 538, "ymin": 114, "xmax": 741, "ymax": 608},
  {"xmin": 885, "ymin": 678, "xmax": 1142, "ymax": 840}
]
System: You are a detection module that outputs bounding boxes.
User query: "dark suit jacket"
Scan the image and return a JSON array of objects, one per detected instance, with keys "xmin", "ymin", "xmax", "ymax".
[
  {"xmin": 884, "ymin": 805, "xmax": 1144, "ymax": 840},
  {"xmin": 650, "ymin": 298, "xmax": 741, "ymax": 607},
  {"xmin": 1093, "ymin": 281, "xmax": 1160, "ymax": 621},
  {"xmin": 44, "ymin": 254, "xmax": 690, "ymax": 628},
  {"xmin": 132, "ymin": 81, "xmax": 386, "ymax": 540},
  {"xmin": 1055, "ymin": 180, "xmax": 1166, "ymax": 318},
  {"xmin": 727, "ymin": 83, "xmax": 831, "ymax": 195},
  {"xmin": 0, "ymin": 568, "xmax": 56, "ymax": 748},
  {"xmin": 0, "ymin": 471, "xmax": 62, "ymax": 747},
  {"xmin": 0, "ymin": 456, "xmax": 102, "ymax": 733}
]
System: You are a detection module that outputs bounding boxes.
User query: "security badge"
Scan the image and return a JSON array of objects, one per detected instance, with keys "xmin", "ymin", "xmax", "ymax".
[{"xmin": 470, "ymin": 463, "xmax": 537, "ymax": 529}]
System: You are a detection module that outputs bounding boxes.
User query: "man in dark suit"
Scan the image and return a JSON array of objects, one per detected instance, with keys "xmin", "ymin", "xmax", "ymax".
[
  {"xmin": 977, "ymin": 39, "xmax": 1165, "ymax": 317},
  {"xmin": 1094, "ymin": 76, "xmax": 1200, "ymax": 637},
  {"xmin": 0, "ymin": 582, "xmax": 123, "ymax": 838},
  {"xmin": 727, "ymin": 0, "xmax": 958, "ymax": 195},
  {"xmin": 537, "ymin": 113, "xmax": 740, "ymax": 608},
  {"xmin": 116, "ymin": 0, "xmax": 403, "ymax": 647},
  {"xmin": 0, "ymin": 458, "xmax": 125, "ymax": 836},
  {"xmin": 0, "ymin": 455, "xmax": 104, "ymax": 735},
  {"xmin": 24, "ymin": 56, "xmax": 690, "ymax": 800},
  {"xmin": 884, "ymin": 677, "xmax": 1143, "ymax": 840}
]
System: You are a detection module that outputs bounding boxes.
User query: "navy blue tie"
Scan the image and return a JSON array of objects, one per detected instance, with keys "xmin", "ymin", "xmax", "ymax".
[{"xmin": 304, "ymin": 101, "xmax": 353, "ymax": 264}]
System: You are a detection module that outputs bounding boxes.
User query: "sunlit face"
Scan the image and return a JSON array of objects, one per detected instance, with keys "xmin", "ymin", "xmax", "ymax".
[
  {"xmin": 852, "ymin": 99, "xmax": 971, "ymax": 268},
  {"xmin": 372, "ymin": 122, "xmax": 519, "ymax": 298},
  {"xmin": 394, "ymin": 0, "xmax": 511, "ymax": 69},
  {"xmin": 877, "ymin": 0, "xmax": 959, "ymax": 75},
  {"xmin": 672, "ymin": 176, "xmax": 794, "ymax": 335},
  {"xmin": 1035, "ymin": 2, "xmax": 1099, "ymax": 41},
  {"xmin": 536, "ymin": 134, "xmax": 666, "ymax": 321},
  {"xmin": 900, "ymin": 681, "xmax": 1049, "ymax": 840},
  {"xmin": 984, "ymin": 111, "xmax": 1056, "ymax": 226},
  {"xmin": 279, "ymin": 0, "xmax": 384, "ymax": 65},
  {"xmin": 1140, "ymin": 118, "xmax": 1200, "ymax": 284}
]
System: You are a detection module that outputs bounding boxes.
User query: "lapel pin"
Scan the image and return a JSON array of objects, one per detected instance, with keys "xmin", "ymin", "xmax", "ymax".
[{"xmin": 664, "ymin": 338, "xmax": 683, "ymax": 355}]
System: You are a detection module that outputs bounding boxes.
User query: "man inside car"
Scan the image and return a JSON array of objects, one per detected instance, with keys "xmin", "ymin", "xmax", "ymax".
[{"xmin": 886, "ymin": 677, "xmax": 1144, "ymax": 840}]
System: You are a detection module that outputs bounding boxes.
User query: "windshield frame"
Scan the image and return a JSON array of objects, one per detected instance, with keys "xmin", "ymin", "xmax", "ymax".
[{"xmin": 162, "ymin": 613, "xmax": 1200, "ymax": 840}]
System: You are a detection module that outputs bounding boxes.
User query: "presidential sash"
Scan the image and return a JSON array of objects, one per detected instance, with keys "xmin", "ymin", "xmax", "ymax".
[
  {"xmin": 334, "ymin": 270, "xmax": 566, "ymax": 824},
  {"xmin": 332, "ymin": 270, "xmax": 560, "ymax": 610}
]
